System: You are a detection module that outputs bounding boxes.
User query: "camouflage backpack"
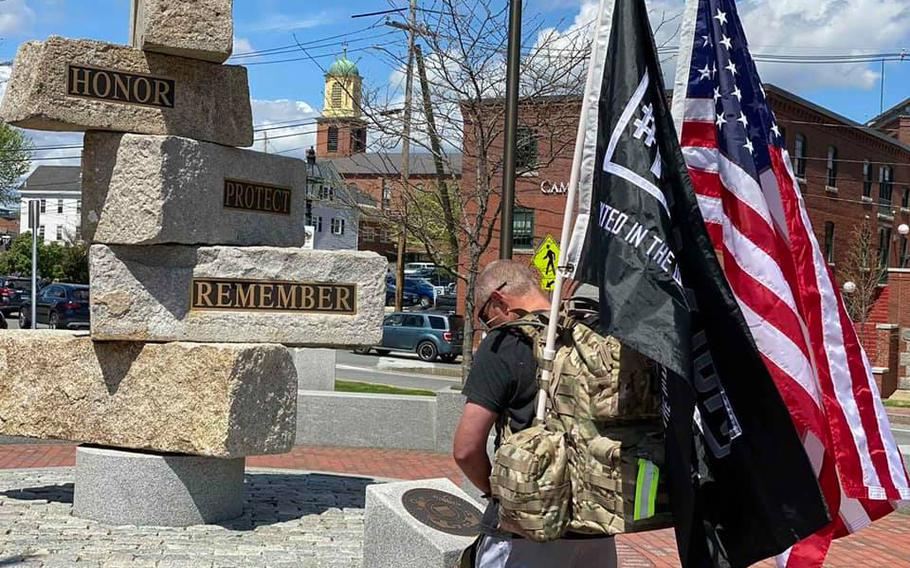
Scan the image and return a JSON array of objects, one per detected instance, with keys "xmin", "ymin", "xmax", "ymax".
[{"xmin": 489, "ymin": 304, "xmax": 673, "ymax": 542}]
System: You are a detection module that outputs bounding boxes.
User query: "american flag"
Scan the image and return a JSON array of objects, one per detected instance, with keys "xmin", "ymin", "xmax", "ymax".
[{"xmin": 670, "ymin": 0, "xmax": 910, "ymax": 565}]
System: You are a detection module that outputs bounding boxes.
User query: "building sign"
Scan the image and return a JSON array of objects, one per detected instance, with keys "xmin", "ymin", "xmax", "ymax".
[
  {"xmin": 400, "ymin": 488, "xmax": 482, "ymax": 537},
  {"xmin": 223, "ymin": 179, "xmax": 292, "ymax": 215},
  {"xmin": 67, "ymin": 65, "xmax": 175, "ymax": 108},
  {"xmin": 540, "ymin": 180, "xmax": 569, "ymax": 195},
  {"xmin": 190, "ymin": 278, "xmax": 356, "ymax": 314},
  {"xmin": 532, "ymin": 234, "xmax": 560, "ymax": 291},
  {"xmin": 303, "ymin": 225, "xmax": 316, "ymax": 250}
]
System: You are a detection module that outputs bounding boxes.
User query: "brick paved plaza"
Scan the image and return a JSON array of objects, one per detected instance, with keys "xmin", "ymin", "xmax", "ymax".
[{"xmin": 0, "ymin": 442, "xmax": 907, "ymax": 567}]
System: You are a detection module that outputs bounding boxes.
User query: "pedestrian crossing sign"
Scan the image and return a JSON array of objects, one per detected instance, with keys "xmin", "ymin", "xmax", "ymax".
[{"xmin": 532, "ymin": 235, "xmax": 560, "ymax": 291}]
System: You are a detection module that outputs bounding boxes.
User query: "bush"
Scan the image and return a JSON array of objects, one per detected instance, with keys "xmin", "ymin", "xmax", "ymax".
[{"xmin": 0, "ymin": 233, "xmax": 88, "ymax": 284}]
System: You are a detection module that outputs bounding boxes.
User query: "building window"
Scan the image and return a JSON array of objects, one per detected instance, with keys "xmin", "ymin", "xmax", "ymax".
[
  {"xmin": 39, "ymin": 199, "xmax": 46, "ymax": 214},
  {"xmin": 75, "ymin": 226, "xmax": 82, "ymax": 243},
  {"xmin": 512, "ymin": 207, "xmax": 534, "ymax": 250},
  {"xmin": 315, "ymin": 216, "xmax": 323, "ymax": 233},
  {"xmin": 76, "ymin": 200, "xmax": 82, "ymax": 215},
  {"xmin": 824, "ymin": 221, "xmax": 834, "ymax": 264},
  {"xmin": 352, "ymin": 129, "xmax": 366, "ymax": 153},
  {"xmin": 305, "ymin": 199, "xmax": 313, "ymax": 226},
  {"xmin": 320, "ymin": 185, "xmax": 334, "ymax": 201},
  {"xmin": 825, "ymin": 146, "xmax": 837, "ymax": 188},
  {"xmin": 327, "ymin": 127, "xmax": 339, "ymax": 152},
  {"xmin": 382, "ymin": 180, "xmax": 392, "ymax": 210},
  {"xmin": 880, "ymin": 166, "xmax": 894, "ymax": 210},
  {"xmin": 331, "ymin": 218, "xmax": 346, "ymax": 235},
  {"xmin": 56, "ymin": 226, "xmax": 63, "ymax": 241},
  {"xmin": 903, "ymin": 187, "xmax": 910, "ymax": 209},
  {"xmin": 793, "ymin": 134, "xmax": 807, "ymax": 179},
  {"xmin": 516, "ymin": 126, "xmax": 539, "ymax": 172},
  {"xmin": 362, "ymin": 226, "xmax": 376, "ymax": 241},
  {"xmin": 862, "ymin": 160, "xmax": 872, "ymax": 198},
  {"xmin": 331, "ymin": 82, "xmax": 343, "ymax": 108},
  {"xmin": 901, "ymin": 235, "xmax": 909, "ymax": 268},
  {"xmin": 38, "ymin": 225, "xmax": 45, "ymax": 239},
  {"xmin": 57, "ymin": 199, "xmax": 64, "ymax": 214},
  {"xmin": 879, "ymin": 227, "xmax": 892, "ymax": 269}
]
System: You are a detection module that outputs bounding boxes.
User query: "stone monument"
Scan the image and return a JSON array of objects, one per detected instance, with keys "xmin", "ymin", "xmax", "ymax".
[{"xmin": 0, "ymin": 0, "xmax": 385, "ymax": 527}]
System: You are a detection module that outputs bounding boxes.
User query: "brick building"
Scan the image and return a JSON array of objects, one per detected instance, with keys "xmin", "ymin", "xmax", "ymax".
[
  {"xmin": 316, "ymin": 54, "xmax": 463, "ymax": 264},
  {"xmin": 456, "ymin": 85, "xmax": 910, "ymax": 391},
  {"xmin": 0, "ymin": 205, "xmax": 18, "ymax": 249}
]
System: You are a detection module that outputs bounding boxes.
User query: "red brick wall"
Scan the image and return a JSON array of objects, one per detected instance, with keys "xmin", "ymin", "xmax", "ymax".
[
  {"xmin": 456, "ymin": 91, "xmax": 910, "ymax": 319},
  {"xmin": 0, "ymin": 217, "xmax": 17, "ymax": 236}
]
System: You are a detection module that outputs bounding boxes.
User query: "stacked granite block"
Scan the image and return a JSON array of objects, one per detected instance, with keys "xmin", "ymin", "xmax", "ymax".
[{"xmin": 0, "ymin": 0, "xmax": 385, "ymax": 525}]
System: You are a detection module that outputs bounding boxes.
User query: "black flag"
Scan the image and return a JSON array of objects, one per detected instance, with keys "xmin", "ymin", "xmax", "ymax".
[{"xmin": 567, "ymin": 0, "xmax": 830, "ymax": 565}]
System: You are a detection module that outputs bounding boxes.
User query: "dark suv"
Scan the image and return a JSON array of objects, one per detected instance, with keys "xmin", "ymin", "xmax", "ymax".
[
  {"xmin": 358, "ymin": 311, "xmax": 464, "ymax": 362},
  {"xmin": 0, "ymin": 277, "xmax": 32, "ymax": 315},
  {"xmin": 19, "ymin": 283, "xmax": 90, "ymax": 330}
]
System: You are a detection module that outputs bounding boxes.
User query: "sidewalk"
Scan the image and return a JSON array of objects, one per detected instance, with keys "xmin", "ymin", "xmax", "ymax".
[{"xmin": 0, "ymin": 442, "xmax": 907, "ymax": 567}]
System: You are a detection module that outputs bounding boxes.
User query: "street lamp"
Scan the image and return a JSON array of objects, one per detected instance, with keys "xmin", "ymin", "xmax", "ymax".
[
  {"xmin": 843, "ymin": 281, "xmax": 857, "ymax": 294},
  {"xmin": 899, "ymin": 224, "xmax": 909, "ymax": 236}
]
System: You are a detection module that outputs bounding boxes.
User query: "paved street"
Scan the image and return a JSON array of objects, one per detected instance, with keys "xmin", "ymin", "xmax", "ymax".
[{"xmin": 335, "ymin": 349, "xmax": 463, "ymax": 391}]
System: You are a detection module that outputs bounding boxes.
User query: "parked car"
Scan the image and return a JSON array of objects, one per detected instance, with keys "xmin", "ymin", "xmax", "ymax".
[
  {"xmin": 357, "ymin": 311, "xmax": 464, "ymax": 362},
  {"xmin": 386, "ymin": 275, "xmax": 438, "ymax": 309},
  {"xmin": 404, "ymin": 262, "xmax": 436, "ymax": 275},
  {"xmin": 0, "ymin": 276, "xmax": 33, "ymax": 315},
  {"xmin": 19, "ymin": 283, "xmax": 90, "ymax": 330},
  {"xmin": 411, "ymin": 267, "xmax": 456, "ymax": 298},
  {"xmin": 0, "ymin": 311, "xmax": 6, "ymax": 329},
  {"xmin": 385, "ymin": 282, "xmax": 420, "ymax": 307}
]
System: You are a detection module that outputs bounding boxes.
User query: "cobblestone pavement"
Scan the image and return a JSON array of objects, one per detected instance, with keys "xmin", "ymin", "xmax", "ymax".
[
  {"xmin": 1, "ymin": 444, "xmax": 909, "ymax": 566},
  {"xmin": 0, "ymin": 468, "xmax": 372, "ymax": 567}
]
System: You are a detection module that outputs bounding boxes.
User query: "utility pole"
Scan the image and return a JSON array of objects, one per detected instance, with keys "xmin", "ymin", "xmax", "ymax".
[
  {"xmin": 28, "ymin": 200, "xmax": 39, "ymax": 328},
  {"xmin": 263, "ymin": 130, "xmax": 269, "ymax": 154},
  {"xmin": 415, "ymin": 44, "xmax": 459, "ymax": 260},
  {"xmin": 395, "ymin": 0, "xmax": 417, "ymax": 311},
  {"xmin": 499, "ymin": 0, "xmax": 522, "ymax": 260}
]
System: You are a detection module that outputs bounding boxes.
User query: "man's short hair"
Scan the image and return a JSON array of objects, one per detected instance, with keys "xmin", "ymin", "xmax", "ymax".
[{"xmin": 475, "ymin": 260, "xmax": 540, "ymax": 307}]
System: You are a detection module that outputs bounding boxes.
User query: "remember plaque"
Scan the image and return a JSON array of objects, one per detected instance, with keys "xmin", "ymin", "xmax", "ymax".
[
  {"xmin": 401, "ymin": 488, "xmax": 482, "ymax": 537},
  {"xmin": 191, "ymin": 278, "xmax": 356, "ymax": 314},
  {"xmin": 67, "ymin": 65, "xmax": 175, "ymax": 108},
  {"xmin": 223, "ymin": 179, "xmax": 292, "ymax": 215}
]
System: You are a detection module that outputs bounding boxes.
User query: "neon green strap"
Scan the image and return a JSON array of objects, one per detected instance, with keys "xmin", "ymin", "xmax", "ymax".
[{"xmin": 633, "ymin": 458, "xmax": 659, "ymax": 521}]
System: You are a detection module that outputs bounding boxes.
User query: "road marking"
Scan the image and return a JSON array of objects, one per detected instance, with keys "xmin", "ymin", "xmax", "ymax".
[{"xmin": 335, "ymin": 364, "xmax": 461, "ymax": 383}]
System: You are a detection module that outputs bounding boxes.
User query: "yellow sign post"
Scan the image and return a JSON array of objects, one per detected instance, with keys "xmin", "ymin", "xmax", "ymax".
[{"xmin": 532, "ymin": 235, "xmax": 560, "ymax": 292}]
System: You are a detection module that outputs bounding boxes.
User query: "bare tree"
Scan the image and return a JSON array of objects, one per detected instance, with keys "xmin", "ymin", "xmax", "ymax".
[
  {"xmin": 334, "ymin": 0, "xmax": 679, "ymax": 378},
  {"xmin": 841, "ymin": 218, "xmax": 887, "ymax": 346}
]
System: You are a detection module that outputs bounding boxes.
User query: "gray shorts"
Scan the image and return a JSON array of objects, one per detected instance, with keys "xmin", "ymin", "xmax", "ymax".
[{"xmin": 475, "ymin": 535, "xmax": 618, "ymax": 568}]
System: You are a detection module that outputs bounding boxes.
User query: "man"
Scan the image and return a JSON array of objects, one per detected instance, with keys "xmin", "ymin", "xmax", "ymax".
[{"xmin": 453, "ymin": 260, "xmax": 618, "ymax": 568}]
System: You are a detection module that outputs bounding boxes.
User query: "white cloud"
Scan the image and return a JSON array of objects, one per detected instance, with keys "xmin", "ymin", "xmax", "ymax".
[
  {"xmin": 738, "ymin": 0, "xmax": 910, "ymax": 91},
  {"xmin": 234, "ymin": 36, "xmax": 254, "ymax": 56},
  {"xmin": 0, "ymin": 0, "xmax": 36, "ymax": 36},
  {"xmin": 250, "ymin": 99, "xmax": 320, "ymax": 159}
]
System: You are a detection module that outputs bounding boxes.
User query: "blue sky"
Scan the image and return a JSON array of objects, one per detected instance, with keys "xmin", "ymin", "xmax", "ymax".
[{"xmin": 1, "ymin": 0, "xmax": 908, "ymax": 165}]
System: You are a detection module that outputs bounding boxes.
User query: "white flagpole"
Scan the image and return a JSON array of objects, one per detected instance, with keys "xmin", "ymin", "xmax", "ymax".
[{"xmin": 535, "ymin": 0, "xmax": 611, "ymax": 421}]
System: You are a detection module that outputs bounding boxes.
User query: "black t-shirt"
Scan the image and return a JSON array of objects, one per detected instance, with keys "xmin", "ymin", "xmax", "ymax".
[
  {"xmin": 463, "ymin": 326, "xmax": 539, "ymax": 537},
  {"xmin": 463, "ymin": 326, "xmax": 538, "ymax": 441}
]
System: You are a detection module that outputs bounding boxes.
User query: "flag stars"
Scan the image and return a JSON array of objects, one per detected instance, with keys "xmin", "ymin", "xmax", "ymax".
[
  {"xmin": 725, "ymin": 60, "xmax": 738, "ymax": 78},
  {"xmin": 716, "ymin": 112, "xmax": 727, "ymax": 128},
  {"xmin": 702, "ymin": 35, "xmax": 711, "ymax": 47},
  {"xmin": 720, "ymin": 34, "xmax": 733, "ymax": 50},
  {"xmin": 713, "ymin": 86, "xmax": 722, "ymax": 103},
  {"xmin": 771, "ymin": 123, "xmax": 781, "ymax": 138},
  {"xmin": 743, "ymin": 138, "xmax": 754, "ymax": 155},
  {"xmin": 714, "ymin": 9, "xmax": 728, "ymax": 25},
  {"xmin": 731, "ymin": 85, "xmax": 742, "ymax": 102},
  {"xmin": 737, "ymin": 111, "xmax": 748, "ymax": 128},
  {"xmin": 698, "ymin": 63, "xmax": 716, "ymax": 81}
]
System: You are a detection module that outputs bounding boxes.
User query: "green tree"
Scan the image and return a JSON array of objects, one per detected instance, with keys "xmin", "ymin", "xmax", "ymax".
[
  {"xmin": 0, "ymin": 122, "xmax": 32, "ymax": 205},
  {"xmin": 0, "ymin": 232, "xmax": 85, "ymax": 282}
]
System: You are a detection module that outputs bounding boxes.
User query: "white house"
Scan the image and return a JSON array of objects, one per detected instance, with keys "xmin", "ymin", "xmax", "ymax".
[
  {"xmin": 18, "ymin": 166, "xmax": 83, "ymax": 245},
  {"xmin": 304, "ymin": 148, "xmax": 361, "ymax": 251}
]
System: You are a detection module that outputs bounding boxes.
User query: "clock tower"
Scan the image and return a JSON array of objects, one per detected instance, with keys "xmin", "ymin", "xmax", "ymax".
[{"xmin": 316, "ymin": 50, "xmax": 367, "ymax": 158}]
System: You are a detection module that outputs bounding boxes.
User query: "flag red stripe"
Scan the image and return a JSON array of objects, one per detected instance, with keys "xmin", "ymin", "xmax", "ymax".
[
  {"xmin": 765, "ymin": 148, "xmax": 878, "ymax": 498},
  {"xmin": 758, "ymin": 354, "xmax": 827, "ymax": 439},
  {"xmin": 680, "ymin": 120, "xmax": 718, "ymax": 149}
]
